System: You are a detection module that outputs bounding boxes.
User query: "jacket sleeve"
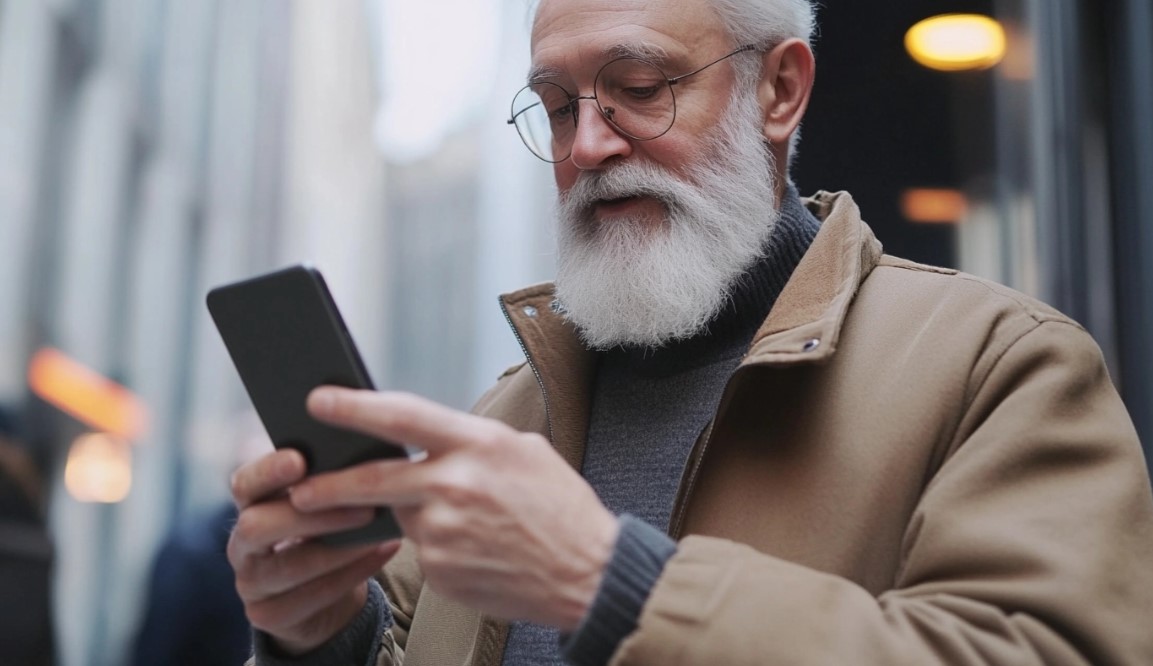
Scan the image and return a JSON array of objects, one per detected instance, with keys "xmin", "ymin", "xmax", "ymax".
[
  {"xmin": 609, "ymin": 320, "xmax": 1153, "ymax": 665},
  {"xmin": 373, "ymin": 539, "xmax": 424, "ymax": 664},
  {"xmin": 242, "ymin": 541, "xmax": 422, "ymax": 666}
]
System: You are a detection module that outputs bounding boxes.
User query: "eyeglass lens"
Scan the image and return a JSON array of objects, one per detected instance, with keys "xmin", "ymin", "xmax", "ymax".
[{"xmin": 510, "ymin": 58, "xmax": 676, "ymax": 163}]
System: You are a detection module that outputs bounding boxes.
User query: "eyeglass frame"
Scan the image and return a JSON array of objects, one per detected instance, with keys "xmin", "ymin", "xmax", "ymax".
[{"xmin": 507, "ymin": 44, "xmax": 758, "ymax": 163}]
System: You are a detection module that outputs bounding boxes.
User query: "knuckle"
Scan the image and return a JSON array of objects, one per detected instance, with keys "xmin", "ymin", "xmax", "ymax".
[
  {"xmin": 229, "ymin": 470, "xmax": 246, "ymax": 501},
  {"xmin": 418, "ymin": 504, "xmax": 465, "ymax": 543},
  {"xmin": 391, "ymin": 391, "xmax": 424, "ymax": 410},
  {"xmin": 420, "ymin": 507, "xmax": 452, "ymax": 539},
  {"xmin": 274, "ymin": 544, "xmax": 324, "ymax": 583},
  {"xmin": 244, "ymin": 599, "xmax": 285, "ymax": 632},
  {"xmin": 473, "ymin": 428, "xmax": 503, "ymax": 450},
  {"xmin": 386, "ymin": 405, "xmax": 419, "ymax": 433},
  {"xmin": 428, "ymin": 463, "xmax": 479, "ymax": 504},
  {"xmin": 348, "ymin": 459, "xmax": 395, "ymax": 490},
  {"xmin": 225, "ymin": 532, "xmax": 245, "ymax": 567},
  {"xmin": 394, "ymin": 506, "xmax": 419, "ymax": 534},
  {"xmin": 358, "ymin": 402, "xmax": 403, "ymax": 436},
  {"xmin": 326, "ymin": 388, "xmax": 357, "ymax": 420},
  {"xmin": 231, "ymin": 509, "xmax": 260, "ymax": 542},
  {"xmin": 232, "ymin": 573, "xmax": 259, "ymax": 602},
  {"xmin": 474, "ymin": 418, "xmax": 515, "ymax": 448},
  {"xmin": 230, "ymin": 464, "xmax": 264, "ymax": 505},
  {"xmin": 387, "ymin": 392, "xmax": 436, "ymax": 430}
]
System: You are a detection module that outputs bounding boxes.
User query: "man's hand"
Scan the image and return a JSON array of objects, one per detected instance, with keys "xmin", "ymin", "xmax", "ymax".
[
  {"xmin": 293, "ymin": 387, "xmax": 621, "ymax": 631},
  {"xmin": 227, "ymin": 448, "xmax": 401, "ymax": 655}
]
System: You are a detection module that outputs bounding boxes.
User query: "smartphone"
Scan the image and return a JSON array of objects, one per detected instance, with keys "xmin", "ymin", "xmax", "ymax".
[{"xmin": 207, "ymin": 264, "xmax": 407, "ymax": 546}]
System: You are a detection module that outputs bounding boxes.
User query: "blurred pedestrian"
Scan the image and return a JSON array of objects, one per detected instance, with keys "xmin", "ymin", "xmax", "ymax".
[
  {"xmin": 130, "ymin": 412, "xmax": 267, "ymax": 665},
  {"xmin": 0, "ymin": 404, "xmax": 55, "ymax": 666},
  {"xmin": 130, "ymin": 502, "xmax": 251, "ymax": 666}
]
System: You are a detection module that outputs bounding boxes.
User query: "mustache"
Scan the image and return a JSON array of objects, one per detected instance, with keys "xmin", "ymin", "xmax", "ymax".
[{"xmin": 560, "ymin": 163, "xmax": 688, "ymax": 214}]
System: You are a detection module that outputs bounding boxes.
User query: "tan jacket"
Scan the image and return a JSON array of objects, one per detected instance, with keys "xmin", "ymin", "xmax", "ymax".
[{"xmin": 375, "ymin": 191, "xmax": 1153, "ymax": 665}]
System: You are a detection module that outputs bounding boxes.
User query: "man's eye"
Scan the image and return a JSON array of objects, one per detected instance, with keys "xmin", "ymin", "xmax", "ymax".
[
  {"xmin": 621, "ymin": 85, "xmax": 662, "ymax": 100},
  {"xmin": 548, "ymin": 103, "xmax": 575, "ymax": 122}
]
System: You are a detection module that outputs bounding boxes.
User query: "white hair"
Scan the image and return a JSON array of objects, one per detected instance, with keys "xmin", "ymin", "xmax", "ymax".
[
  {"xmin": 707, "ymin": 0, "xmax": 817, "ymax": 50},
  {"xmin": 706, "ymin": 0, "xmax": 817, "ymax": 167},
  {"xmin": 527, "ymin": 0, "xmax": 816, "ymax": 48}
]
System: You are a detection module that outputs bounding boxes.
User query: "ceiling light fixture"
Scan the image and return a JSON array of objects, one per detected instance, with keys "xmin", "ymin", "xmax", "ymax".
[{"xmin": 906, "ymin": 14, "xmax": 1007, "ymax": 72}]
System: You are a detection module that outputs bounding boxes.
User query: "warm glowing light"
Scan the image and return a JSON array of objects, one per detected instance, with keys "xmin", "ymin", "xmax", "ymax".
[
  {"xmin": 64, "ymin": 433, "xmax": 133, "ymax": 503},
  {"xmin": 27, "ymin": 348, "xmax": 147, "ymax": 439},
  {"xmin": 901, "ymin": 188, "xmax": 969, "ymax": 224},
  {"xmin": 906, "ymin": 14, "xmax": 1007, "ymax": 72}
]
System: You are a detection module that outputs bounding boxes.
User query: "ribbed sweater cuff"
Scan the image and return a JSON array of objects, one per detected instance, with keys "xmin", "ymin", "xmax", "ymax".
[
  {"xmin": 560, "ymin": 515, "xmax": 677, "ymax": 666},
  {"xmin": 253, "ymin": 578, "xmax": 392, "ymax": 666}
]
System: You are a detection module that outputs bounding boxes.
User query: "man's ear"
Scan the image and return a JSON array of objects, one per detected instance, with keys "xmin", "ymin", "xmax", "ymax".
[{"xmin": 757, "ymin": 39, "xmax": 815, "ymax": 146}]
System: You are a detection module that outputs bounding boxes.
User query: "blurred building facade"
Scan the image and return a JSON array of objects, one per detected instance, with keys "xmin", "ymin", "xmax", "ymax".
[
  {"xmin": 0, "ymin": 0, "xmax": 1149, "ymax": 665},
  {"xmin": 0, "ymin": 0, "xmax": 548, "ymax": 664}
]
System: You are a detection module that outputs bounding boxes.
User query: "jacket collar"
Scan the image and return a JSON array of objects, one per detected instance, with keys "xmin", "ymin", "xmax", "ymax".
[
  {"xmin": 746, "ymin": 190, "xmax": 883, "ymax": 364},
  {"xmin": 498, "ymin": 191, "xmax": 881, "ymax": 457},
  {"xmin": 499, "ymin": 284, "xmax": 597, "ymax": 469}
]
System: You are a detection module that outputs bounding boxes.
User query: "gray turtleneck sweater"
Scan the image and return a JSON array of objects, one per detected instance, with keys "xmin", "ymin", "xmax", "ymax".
[{"xmin": 252, "ymin": 187, "xmax": 820, "ymax": 666}]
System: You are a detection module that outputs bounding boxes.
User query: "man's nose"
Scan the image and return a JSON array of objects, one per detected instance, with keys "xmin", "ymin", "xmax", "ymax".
[{"xmin": 569, "ymin": 98, "xmax": 633, "ymax": 170}]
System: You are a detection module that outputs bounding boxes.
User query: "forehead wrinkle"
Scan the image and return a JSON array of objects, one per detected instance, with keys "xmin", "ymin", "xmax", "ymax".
[{"xmin": 528, "ymin": 41, "xmax": 671, "ymax": 84}]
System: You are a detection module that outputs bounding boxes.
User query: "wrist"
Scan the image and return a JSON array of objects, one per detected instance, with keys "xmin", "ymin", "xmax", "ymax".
[
  {"xmin": 271, "ymin": 582, "xmax": 369, "ymax": 656},
  {"xmin": 556, "ymin": 512, "xmax": 620, "ymax": 632},
  {"xmin": 254, "ymin": 579, "xmax": 392, "ymax": 665},
  {"xmin": 560, "ymin": 515, "xmax": 677, "ymax": 666}
]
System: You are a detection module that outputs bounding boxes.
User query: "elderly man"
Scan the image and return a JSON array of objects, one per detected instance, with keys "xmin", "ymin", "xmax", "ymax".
[{"xmin": 229, "ymin": 0, "xmax": 1153, "ymax": 663}]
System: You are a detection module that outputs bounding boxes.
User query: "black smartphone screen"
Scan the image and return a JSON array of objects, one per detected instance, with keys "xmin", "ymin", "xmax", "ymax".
[{"xmin": 207, "ymin": 264, "xmax": 407, "ymax": 545}]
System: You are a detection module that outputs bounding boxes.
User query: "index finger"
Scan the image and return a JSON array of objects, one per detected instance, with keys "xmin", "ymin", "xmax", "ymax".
[
  {"xmin": 230, "ymin": 448, "xmax": 308, "ymax": 509},
  {"xmin": 307, "ymin": 388, "xmax": 507, "ymax": 456}
]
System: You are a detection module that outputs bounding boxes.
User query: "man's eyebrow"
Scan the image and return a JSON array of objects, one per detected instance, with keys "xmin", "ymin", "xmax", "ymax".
[
  {"xmin": 526, "ymin": 43, "xmax": 671, "ymax": 83},
  {"xmin": 602, "ymin": 42, "xmax": 669, "ymax": 62},
  {"xmin": 527, "ymin": 63, "xmax": 563, "ymax": 83}
]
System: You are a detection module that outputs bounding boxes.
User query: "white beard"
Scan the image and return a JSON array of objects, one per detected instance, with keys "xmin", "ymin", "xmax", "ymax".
[{"xmin": 553, "ymin": 86, "xmax": 780, "ymax": 349}]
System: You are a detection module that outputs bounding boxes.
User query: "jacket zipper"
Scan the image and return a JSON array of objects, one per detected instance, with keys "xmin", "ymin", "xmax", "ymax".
[
  {"xmin": 500, "ymin": 297, "xmax": 555, "ymax": 444},
  {"xmin": 460, "ymin": 299, "xmax": 558, "ymax": 666},
  {"xmin": 669, "ymin": 422, "xmax": 715, "ymax": 539}
]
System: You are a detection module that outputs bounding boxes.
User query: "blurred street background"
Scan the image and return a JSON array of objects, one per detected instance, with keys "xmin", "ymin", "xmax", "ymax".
[{"xmin": 0, "ymin": 0, "xmax": 1150, "ymax": 664}]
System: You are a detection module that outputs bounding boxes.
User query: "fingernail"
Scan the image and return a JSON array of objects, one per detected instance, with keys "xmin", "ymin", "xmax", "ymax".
[{"xmin": 308, "ymin": 388, "xmax": 334, "ymax": 416}]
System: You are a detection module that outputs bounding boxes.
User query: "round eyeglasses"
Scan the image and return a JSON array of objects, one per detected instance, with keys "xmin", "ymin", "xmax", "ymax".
[{"xmin": 508, "ymin": 45, "xmax": 756, "ymax": 163}]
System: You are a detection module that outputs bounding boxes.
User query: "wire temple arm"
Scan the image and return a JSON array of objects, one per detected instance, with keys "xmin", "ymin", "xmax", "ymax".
[{"xmin": 668, "ymin": 44, "xmax": 757, "ymax": 85}]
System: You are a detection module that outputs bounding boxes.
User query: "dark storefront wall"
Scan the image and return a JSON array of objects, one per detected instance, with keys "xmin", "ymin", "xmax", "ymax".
[
  {"xmin": 795, "ymin": 0, "xmax": 1153, "ymax": 477},
  {"xmin": 793, "ymin": 0, "xmax": 995, "ymax": 269}
]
